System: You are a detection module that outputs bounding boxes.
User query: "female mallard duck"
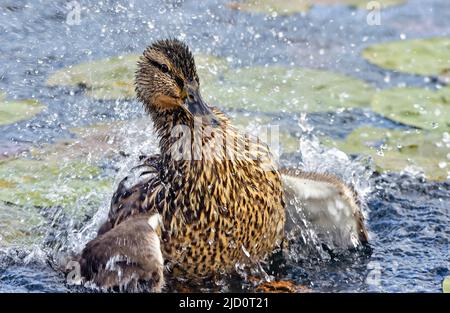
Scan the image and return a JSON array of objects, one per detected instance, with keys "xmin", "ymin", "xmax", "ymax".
[{"xmin": 78, "ymin": 39, "xmax": 368, "ymax": 291}]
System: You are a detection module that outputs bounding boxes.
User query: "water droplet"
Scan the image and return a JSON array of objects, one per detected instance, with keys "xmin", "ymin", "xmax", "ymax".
[{"xmin": 241, "ymin": 245, "xmax": 250, "ymax": 258}]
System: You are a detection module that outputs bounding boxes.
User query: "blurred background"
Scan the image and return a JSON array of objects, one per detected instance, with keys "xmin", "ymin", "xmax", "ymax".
[{"xmin": 0, "ymin": 0, "xmax": 449, "ymax": 292}]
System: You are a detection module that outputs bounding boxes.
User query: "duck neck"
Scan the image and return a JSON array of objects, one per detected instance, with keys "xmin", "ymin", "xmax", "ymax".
[
  {"xmin": 150, "ymin": 107, "xmax": 190, "ymax": 152},
  {"xmin": 150, "ymin": 108, "xmax": 216, "ymax": 178},
  {"xmin": 151, "ymin": 108, "xmax": 236, "ymax": 181}
]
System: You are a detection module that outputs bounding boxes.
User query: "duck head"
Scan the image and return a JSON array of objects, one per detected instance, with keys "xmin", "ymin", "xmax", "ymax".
[{"xmin": 135, "ymin": 38, "xmax": 219, "ymax": 126}]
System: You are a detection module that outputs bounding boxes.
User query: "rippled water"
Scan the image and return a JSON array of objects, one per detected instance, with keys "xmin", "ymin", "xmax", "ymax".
[{"xmin": 0, "ymin": 0, "xmax": 449, "ymax": 292}]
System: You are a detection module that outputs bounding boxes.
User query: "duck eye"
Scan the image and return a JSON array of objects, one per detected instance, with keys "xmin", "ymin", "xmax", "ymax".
[
  {"xmin": 160, "ymin": 64, "xmax": 169, "ymax": 73},
  {"xmin": 149, "ymin": 60, "xmax": 169, "ymax": 74}
]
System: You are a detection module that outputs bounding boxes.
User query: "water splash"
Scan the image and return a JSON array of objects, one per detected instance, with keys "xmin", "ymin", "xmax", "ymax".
[
  {"xmin": 281, "ymin": 114, "xmax": 374, "ymax": 263},
  {"xmin": 62, "ymin": 116, "xmax": 159, "ymax": 257}
]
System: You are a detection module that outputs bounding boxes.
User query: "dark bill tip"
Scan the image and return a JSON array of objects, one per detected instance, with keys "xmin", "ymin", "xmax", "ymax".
[{"xmin": 185, "ymin": 88, "xmax": 220, "ymax": 127}]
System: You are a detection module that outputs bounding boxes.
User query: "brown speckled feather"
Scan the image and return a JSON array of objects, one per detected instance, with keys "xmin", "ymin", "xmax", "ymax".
[{"xmin": 100, "ymin": 106, "xmax": 286, "ymax": 277}]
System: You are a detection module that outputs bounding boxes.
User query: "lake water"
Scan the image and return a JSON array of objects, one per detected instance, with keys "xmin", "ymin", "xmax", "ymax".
[{"xmin": 0, "ymin": 0, "xmax": 449, "ymax": 292}]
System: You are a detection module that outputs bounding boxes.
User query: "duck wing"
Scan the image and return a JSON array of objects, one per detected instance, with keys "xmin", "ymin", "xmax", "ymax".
[
  {"xmin": 79, "ymin": 214, "xmax": 164, "ymax": 292},
  {"xmin": 98, "ymin": 154, "xmax": 162, "ymax": 236},
  {"xmin": 280, "ymin": 168, "xmax": 368, "ymax": 251}
]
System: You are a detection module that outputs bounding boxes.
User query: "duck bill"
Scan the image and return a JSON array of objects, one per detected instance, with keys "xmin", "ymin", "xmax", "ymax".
[{"xmin": 185, "ymin": 85, "xmax": 219, "ymax": 126}]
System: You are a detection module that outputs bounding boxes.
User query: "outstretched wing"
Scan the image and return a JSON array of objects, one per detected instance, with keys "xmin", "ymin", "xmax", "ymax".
[{"xmin": 281, "ymin": 168, "xmax": 368, "ymax": 250}]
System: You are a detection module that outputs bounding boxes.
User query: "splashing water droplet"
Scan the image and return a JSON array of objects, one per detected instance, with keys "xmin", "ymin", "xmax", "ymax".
[{"xmin": 241, "ymin": 245, "xmax": 251, "ymax": 258}]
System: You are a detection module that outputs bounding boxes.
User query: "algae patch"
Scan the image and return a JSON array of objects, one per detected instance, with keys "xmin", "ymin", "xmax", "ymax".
[
  {"xmin": 371, "ymin": 87, "xmax": 450, "ymax": 131},
  {"xmin": 443, "ymin": 276, "xmax": 450, "ymax": 293},
  {"xmin": 323, "ymin": 127, "xmax": 450, "ymax": 181},
  {"xmin": 205, "ymin": 66, "xmax": 373, "ymax": 113},
  {"xmin": 0, "ymin": 92, "xmax": 46, "ymax": 126},
  {"xmin": 0, "ymin": 202, "xmax": 45, "ymax": 247},
  {"xmin": 0, "ymin": 159, "xmax": 112, "ymax": 210},
  {"xmin": 363, "ymin": 37, "xmax": 450, "ymax": 78},
  {"xmin": 227, "ymin": 0, "xmax": 405, "ymax": 15}
]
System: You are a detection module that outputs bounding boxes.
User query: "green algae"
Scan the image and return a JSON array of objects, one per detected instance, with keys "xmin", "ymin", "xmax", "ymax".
[
  {"xmin": 443, "ymin": 276, "xmax": 450, "ymax": 293},
  {"xmin": 0, "ymin": 92, "xmax": 46, "ymax": 126},
  {"xmin": 203, "ymin": 66, "xmax": 374, "ymax": 113},
  {"xmin": 227, "ymin": 0, "xmax": 311, "ymax": 16},
  {"xmin": 371, "ymin": 87, "xmax": 450, "ymax": 131},
  {"xmin": 363, "ymin": 37, "xmax": 450, "ymax": 77},
  {"xmin": 227, "ymin": 0, "xmax": 406, "ymax": 16},
  {"xmin": 0, "ymin": 202, "xmax": 45, "ymax": 247},
  {"xmin": 45, "ymin": 53, "xmax": 375, "ymax": 114},
  {"xmin": 323, "ymin": 127, "xmax": 450, "ymax": 181},
  {"xmin": 0, "ymin": 158, "xmax": 112, "ymax": 209}
]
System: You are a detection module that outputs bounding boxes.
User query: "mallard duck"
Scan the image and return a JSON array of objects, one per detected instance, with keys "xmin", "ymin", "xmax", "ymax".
[{"xmin": 78, "ymin": 39, "xmax": 368, "ymax": 291}]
